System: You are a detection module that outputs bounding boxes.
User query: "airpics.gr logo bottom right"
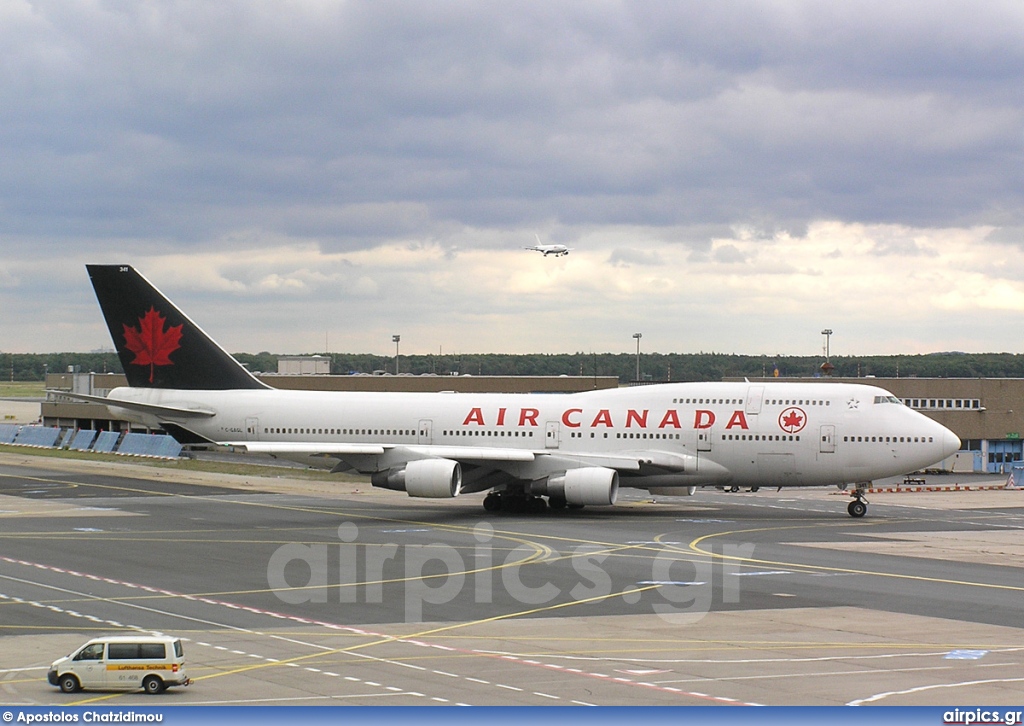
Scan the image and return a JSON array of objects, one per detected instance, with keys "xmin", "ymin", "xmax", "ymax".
[{"xmin": 943, "ymin": 709, "xmax": 1024, "ymax": 726}]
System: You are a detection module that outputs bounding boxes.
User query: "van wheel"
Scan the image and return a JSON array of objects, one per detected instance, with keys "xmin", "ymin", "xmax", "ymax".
[
  {"xmin": 59, "ymin": 674, "xmax": 81, "ymax": 693},
  {"xmin": 142, "ymin": 675, "xmax": 165, "ymax": 694}
]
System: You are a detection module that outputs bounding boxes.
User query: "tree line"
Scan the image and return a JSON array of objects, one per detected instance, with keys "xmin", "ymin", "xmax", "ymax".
[{"xmin": 8, "ymin": 350, "xmax": 1024, "ymax": 383}]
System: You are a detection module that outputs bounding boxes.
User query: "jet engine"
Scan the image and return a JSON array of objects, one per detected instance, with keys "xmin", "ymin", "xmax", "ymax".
[
  {"xmin": 532, "ymin": 467, "xmax": 619, "ymax": 506},
  {"xmin": 371, "ymin": 459, "xmax": 462, "ymax": 498}
]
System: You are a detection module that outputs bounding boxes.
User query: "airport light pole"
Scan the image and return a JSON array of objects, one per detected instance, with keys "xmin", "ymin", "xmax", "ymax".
[
  {"xmin": 393, "ymin": 335, "xmax": 401, "ymax": 375},
  {"xmin": 632, "ymin": 332, "xmax": 642, "ymax": 382},
  {"xmin": 820, "ymin": 328, "xmax": 834, "ymax": 377}
]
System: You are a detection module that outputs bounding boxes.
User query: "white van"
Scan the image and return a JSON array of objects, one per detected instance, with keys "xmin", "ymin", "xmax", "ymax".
[{"xmin": 48, "ymin": 635, "xmax": 191, "ymax": 694}]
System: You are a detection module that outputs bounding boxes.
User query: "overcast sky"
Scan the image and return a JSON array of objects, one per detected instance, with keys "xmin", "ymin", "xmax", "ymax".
[{"xmin": 3, "ymin": 1, "xmax": 1024, "ymax": 358}]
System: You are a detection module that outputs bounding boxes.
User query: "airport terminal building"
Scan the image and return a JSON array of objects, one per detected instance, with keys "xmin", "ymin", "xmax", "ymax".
[{"xmin": 40, "ymin": 372, "xmax": 1024, "ymax": 474}]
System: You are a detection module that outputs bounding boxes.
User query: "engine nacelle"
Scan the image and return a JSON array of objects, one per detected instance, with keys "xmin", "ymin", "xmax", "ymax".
[
  {"xmin": 540, "ymin": 467, "xmax": 619, "ymax": 506},
  {"xmin": 371, "ymin": 459, "xmax": 462, "ymax": 498}
]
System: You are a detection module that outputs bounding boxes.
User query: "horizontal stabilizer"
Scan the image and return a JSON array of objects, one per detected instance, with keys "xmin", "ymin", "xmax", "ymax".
[{"xmin": 51, "ymin": 391, "xmax": 216, "ymax": 418}]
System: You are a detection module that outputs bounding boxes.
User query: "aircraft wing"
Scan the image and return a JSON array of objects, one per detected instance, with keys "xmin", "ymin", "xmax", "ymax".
[
  {"xmin": 224, "ymin": 442, "xmax": 696, "ymax": 472},
  {"xmin": 228, "ymin": 442, "xmax": 536, "ymax": 462},
  {"xmin": 226, "ymin": 442, "xmax": 388, "ymax": 456}
]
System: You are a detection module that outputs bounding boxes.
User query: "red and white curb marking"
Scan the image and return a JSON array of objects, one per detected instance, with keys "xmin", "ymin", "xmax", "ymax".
[{"xmin": 833, "ymin": 485, "xmax": 1014, "ymax": 495}]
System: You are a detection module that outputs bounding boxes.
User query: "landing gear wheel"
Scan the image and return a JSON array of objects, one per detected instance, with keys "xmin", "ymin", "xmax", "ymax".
[
  {"xmin": 848, "ymin": 499, "xmax": 867, "ymax": 518},
  {"xmin": 567, "ymin": 503, "xmax": 585, "ymax": 510},
  {"xmin": 548, "ymin": 496, "xmax": 567, "ymax": 510},
  {"xmin": 528, "ymin": 497, "xmax": 548, "ymax": 514},
  {"xmin": 483, "ymin": 493, "xmax": 502, "ymax": 512}
]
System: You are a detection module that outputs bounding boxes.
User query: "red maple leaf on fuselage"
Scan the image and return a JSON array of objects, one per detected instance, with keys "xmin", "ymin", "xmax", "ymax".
[
  {"xmin": 122, "ymin": 307, "xmax": 183, "ymax": 383},
  {"xmin": 782, "ymin": 411, "xmax": 804, "ymax": 429}
]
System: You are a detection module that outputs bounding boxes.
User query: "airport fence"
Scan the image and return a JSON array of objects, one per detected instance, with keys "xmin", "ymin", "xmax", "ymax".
[{"xmin": 0, "ymin": 424, "xmax": 182, "ymax": 460}]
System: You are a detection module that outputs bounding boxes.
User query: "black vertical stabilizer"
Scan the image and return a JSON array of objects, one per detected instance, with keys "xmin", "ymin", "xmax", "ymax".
[{"xmin": 87, "ymin": 265, "xmax": 270, "ymax": 390}]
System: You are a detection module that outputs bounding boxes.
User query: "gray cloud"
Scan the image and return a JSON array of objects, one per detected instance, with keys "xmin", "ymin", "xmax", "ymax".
[
  {"xmin": 4, "ymin": 2, "xmax": 1023, "ymax": 243},
  {"xmin": 608, "ymin": 248, "xmax": 665, "ymax": 267},
  {"xmin": 711, "ymin": 244, "xmax": 748, "ymax": 264},
  {"xmin": 3, "ymin": 2, "xmax": 1024, "ymax": 352}
]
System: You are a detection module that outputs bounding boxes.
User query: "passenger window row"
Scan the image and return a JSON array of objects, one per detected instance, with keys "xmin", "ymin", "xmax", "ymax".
[
  {"xmin": 669, "ymin": 398, "xmax": 831, "ymax": 406},
  {"xmin": 672, "ymin": 398, "xmax": 744, "ymax": 404},
  {"xmin": 264, "ymin": 428, "xmax": 415, "ymax": 436},
  {"xmin": 442, "ymin": 430, "xmax": 535, "ymax": 437},
  {"xmin": 766, "ymin": 399, "xmax": 829, "ymax": 406},
  {"xmin": 843, "ymin": 435, "xmax": 935, "ymax": 443}
]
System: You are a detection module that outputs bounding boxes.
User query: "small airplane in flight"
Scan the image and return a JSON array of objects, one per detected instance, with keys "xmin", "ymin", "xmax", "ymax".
[
  {"xmin": 525, "ymin": 236, "xmax": 572, "ymax": 257},
  {"xmin": 72, "ymin": 265, "xmax": 960, "ymax": 517}
]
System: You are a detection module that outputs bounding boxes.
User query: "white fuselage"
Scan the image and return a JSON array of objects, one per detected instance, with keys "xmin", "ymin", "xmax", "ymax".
[{"xmin": 108, "ymin": 380, "xmax": 960, "ymax": 490}]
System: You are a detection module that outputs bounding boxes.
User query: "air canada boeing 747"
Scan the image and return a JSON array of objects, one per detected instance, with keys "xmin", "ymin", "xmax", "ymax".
[{"xmin": 77, "ymin": 265, "xmax": 960, "ymax": 517}]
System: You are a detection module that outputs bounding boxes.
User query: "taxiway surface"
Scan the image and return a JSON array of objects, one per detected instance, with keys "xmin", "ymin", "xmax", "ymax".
[{"xmin": 1, "ymin": 452, "xmax": 1022, "ymax": 707}]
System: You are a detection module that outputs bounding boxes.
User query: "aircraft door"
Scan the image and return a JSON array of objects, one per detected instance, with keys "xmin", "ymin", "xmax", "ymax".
[
  {"xmin": 545, "ymin": 421, "xmax": 560, "ymax": 449},
  {"xmin": 697, "ymin": 428, "xmax": 713, "ymax": 452},
  {"xmin": 746, "ymin": 386, "xmax": 764, "ymax": 415},
  {"xmin": 418, "ymin": 419, "xmax": 433, "ymax": 445},
  {"xmin": 245, "ymin": 417, "xmax": 260, "ymax": 441},
  {"xmin": 820, "ymin": 425, "xmax": 835, "ymax": 454}
]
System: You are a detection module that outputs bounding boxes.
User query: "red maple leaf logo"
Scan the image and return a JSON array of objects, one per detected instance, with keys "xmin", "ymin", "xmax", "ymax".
[
  {"xmin": 782, "ymin": 411, "xmax": 803, "ymax": 429},
  {"xmin": 122, "ymin": 307, "xmax": 183, "ymax": 383},
  {"xmin": 778, "ymin": 406, "xmax": 807, "ymax": 433}
]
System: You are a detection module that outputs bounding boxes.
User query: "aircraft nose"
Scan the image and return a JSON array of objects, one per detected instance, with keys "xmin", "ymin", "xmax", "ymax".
[{"xmin": 941, "ymin": 426, "xmax": 961, "ymax": 457}]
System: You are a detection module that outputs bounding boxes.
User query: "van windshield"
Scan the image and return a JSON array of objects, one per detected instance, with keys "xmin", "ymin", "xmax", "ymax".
[{"xmin": 73, "ymin": 644, "xmax": 104, "ymax": 661}]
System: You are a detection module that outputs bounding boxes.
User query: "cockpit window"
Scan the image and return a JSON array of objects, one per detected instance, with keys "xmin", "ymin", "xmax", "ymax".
[{"xmin": 873, "ymin": 395, "xmax": 903, "ymax": 405}]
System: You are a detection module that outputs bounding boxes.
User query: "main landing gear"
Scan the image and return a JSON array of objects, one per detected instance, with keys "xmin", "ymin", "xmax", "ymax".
[
  {"xmin": 847, "ymin": 485, "xmax": 869, "ymax": 518},
  {"xmin": 482, "ymin": 491, "xmax": 584, "ymax": 514}
]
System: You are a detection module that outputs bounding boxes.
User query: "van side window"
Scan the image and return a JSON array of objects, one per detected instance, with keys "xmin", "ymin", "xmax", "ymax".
[
  {"xmin": 139, "ymin": 643, "xmax": 166, "ymax": 659},
  {"xmin": 173, "ymin": 641, "xmax": 183, "ymax": 658},
  {"xmin": 108, "ymin": 644, "xmax": 140, "ymax": 659},
  {"xmin": 74, "ymin": 644, "xmax": 104, "ymax": 661}
]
